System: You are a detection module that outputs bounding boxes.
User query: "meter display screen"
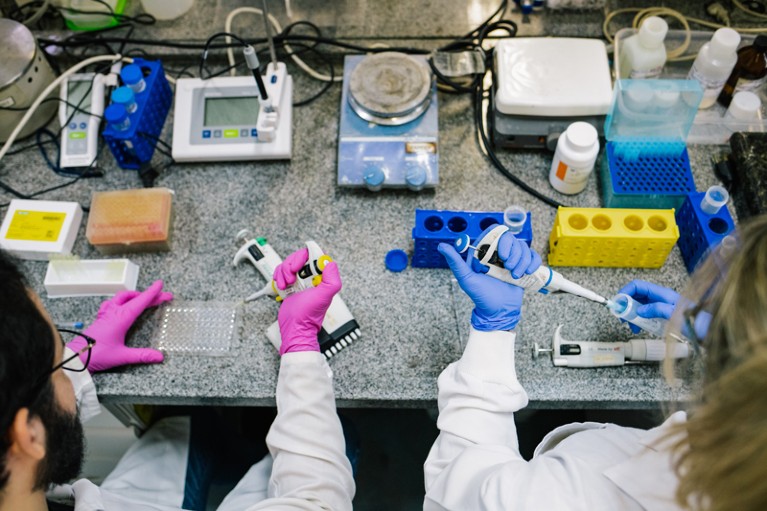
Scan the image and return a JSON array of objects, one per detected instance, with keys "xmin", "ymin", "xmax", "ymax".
[
  {"xmin": 204, "ymin": 96, "xmax": 260, "ymax": 126},
  {"xmin": 66, "ymin": 80, "xmax": 92, "ymax": 117}
]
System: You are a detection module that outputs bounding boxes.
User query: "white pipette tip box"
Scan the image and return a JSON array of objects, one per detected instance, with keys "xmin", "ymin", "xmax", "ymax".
[
  {"xmin": 44, "ymin": 258, "xmax": 139, "ymax": 298},
  {"xmin": 0, "ymin": 200, "xmax": 83, "ymax": 261}
]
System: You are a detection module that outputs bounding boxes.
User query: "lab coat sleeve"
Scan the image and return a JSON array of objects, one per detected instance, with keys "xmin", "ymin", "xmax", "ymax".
[
  {"xmin": 249, "ymin": 351, "xmax": 355, "ymax": 511},
  {"xmin": 63, "ymin": 347, "xmax": 101, "ymax": 423},
  {"xmin": 423, "ymin": 327, "xmax": 530, "ymax": 510}
]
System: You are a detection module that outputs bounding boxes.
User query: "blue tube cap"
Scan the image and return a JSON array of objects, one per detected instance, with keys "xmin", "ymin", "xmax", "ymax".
[
  {"xmin": 104, "ymin": 103, "xmax": 128, "ymax": 123},
  {"xmin": 111, "ymin": 86, "xmax": 135, "ymax": 106},
  {"xmin": 385, "ymin": 249, "xmax": 408, "ymax": 272},
  {"xmin": 120, "ymin": 64, "xmax": 143, "ymax": 85}
]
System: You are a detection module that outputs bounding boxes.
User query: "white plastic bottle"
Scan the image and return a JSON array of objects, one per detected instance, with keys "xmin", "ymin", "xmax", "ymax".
[
  {"xmin": 548, "ymin": 122, "xmax": 599, "ymax": 195},
  {"xmin": 687, "ymin": 28, "xmax": 741, "ymax": 109},
  {"xmin": 619, "ymin": 16, "xmax": 668, "ymax": 79},
  {"xmin": 724, "ymin": 91, "xmax": 762, "ymax": 132}
]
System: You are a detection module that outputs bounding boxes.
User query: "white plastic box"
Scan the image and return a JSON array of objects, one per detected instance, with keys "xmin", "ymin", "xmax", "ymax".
[
  {"xmin": 614, "ymin": 29, "xmax": 766, "ymax": 145},
  {"xmin": 44, "ymin": 259, "xmax": 139, "ymax": 298},
  {"xmin": 0, "ymin": 200, "xmax": 82, "ymax": 260}
]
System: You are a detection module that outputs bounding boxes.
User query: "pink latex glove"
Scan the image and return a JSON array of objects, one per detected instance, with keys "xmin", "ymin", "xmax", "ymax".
[
  {"xmin": 67, "ymin": 280, "xmax": 173, "ymax": 372},
  {"xmin": 275, "ymin": 248, "xmax": 342, "ymax": 355}
]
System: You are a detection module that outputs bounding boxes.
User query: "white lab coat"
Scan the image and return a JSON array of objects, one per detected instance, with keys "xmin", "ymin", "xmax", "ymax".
[
  {"xmin": 49, "ymin": 350, "xmax": 355, "ymax": 511},
  {"xmin": 424, "ymin": 328, "xmax": 687, "ymax": 511}
]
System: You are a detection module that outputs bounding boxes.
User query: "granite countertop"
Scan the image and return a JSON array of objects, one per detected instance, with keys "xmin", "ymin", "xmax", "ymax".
[{"xmin": 4, "ymin": 1, "xmax": 738, "ymax": 409}]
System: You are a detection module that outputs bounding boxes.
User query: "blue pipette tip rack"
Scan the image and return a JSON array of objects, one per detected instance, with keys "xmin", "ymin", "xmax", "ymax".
[
  {"xmin": 385, "ymin": 249, "xmax": 408, "ymax": 272},
  {"xmin": 454, "ymin": 234, "xmax": 471, "ymax": 254}
]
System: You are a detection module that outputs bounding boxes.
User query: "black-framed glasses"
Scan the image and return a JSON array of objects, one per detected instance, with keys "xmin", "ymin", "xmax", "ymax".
[
  {"xmin": 23, "ymin": 329, "xmax": 96, "ymax": 408},
  {"xmin": 52, "ymin": 328, "xmax": 97, "ymax": 375}
]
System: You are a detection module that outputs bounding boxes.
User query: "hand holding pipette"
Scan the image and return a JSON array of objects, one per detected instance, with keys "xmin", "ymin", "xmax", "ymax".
[
  {"xmin": 244, "ymin": 245, "xmax": 333, "ymax": 303},
  {"xmin": 438, "ymin": 239, "xmax": 531, "ymax": 331},
  {"xmin": 453, "ymin": 224, "xmax": 606, "ymax": 304}
]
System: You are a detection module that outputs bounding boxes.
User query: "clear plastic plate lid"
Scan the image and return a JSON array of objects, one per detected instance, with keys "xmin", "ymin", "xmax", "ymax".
[
  {"xmin": 604, "ymin": 79, "xmax": 703, "ymax": 143},
  {"xmin": 153, "ymin": 301, "xmax": 241, "ymax": 355}
]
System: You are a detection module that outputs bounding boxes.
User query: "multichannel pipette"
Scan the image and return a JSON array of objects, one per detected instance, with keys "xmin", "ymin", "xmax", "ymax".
[
  {"xmin": 235, "ymin": 237, "xmax": 332, "ymax": 302},
  {"xmin": 232, "ymin": 233, "xmax": 361, "ymax": 360},
  {"xmin": 533, "ymin": 325, "xmax": 690, "ymax": 367},
  {"xmin": 454, "ymin": 224, "xmax": 606, "ymax": 304},
  {"xmin": 249, "ymin": 252, "xmax": 332, "ymax": 302}
]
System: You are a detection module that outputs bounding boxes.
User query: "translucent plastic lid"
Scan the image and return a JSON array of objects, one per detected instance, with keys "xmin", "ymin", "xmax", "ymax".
[{"xmin": 604, "ymin": 79, "xmax": 704, "ymax": 142}]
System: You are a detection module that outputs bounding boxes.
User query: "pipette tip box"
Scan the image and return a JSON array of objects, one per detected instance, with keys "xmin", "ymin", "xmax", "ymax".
[
  {"xmin": 0, "ymin": 200, "xmax": 83, "ymax": 260},
  {"xmin": 86, "ymin": 187, "xmax": 174, "ymax": 254},
  {"xmin": 44, "ymin": 258, "xmax": 139, "ymax": 297}
]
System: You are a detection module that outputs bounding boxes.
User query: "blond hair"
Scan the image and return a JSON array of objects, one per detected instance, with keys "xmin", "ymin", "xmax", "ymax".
[{"xmin": 664, "ymin": 215, "xmax": 767, "ymax": 511}]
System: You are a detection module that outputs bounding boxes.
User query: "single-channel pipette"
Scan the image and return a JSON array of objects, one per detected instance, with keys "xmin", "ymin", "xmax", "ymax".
[
  {"xmin": 454, "ymin": 225, "xmax": 606, "ymax": 304},
  {"xmin": 533, "ymin": 325, "xmax": 690, "ymax": 367}
]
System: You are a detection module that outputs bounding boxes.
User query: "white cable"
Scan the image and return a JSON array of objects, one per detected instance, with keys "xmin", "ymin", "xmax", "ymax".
[
  {"xmin": 0, "ymin": 53, "xmax": 121, "ymax": 165},
  {"xmin": 224, "ymin": 6, "xmax": 342, "ymax": 82}
]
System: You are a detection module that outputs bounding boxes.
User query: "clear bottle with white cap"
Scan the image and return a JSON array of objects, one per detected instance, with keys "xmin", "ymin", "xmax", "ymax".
[
  {"xmin": 548, "ymin": 122, "xmax": 600, "ymax": 195},
  {"xmin": 687, "ymin": 28, "xmax": 741, "ymax": 109},
  {"xmin": 619, "ymin": 16, "xmax": 668, "ymax": 79},
  {"xmin": 724, "ymin": 91, "xmax": 763, "ymax": 132}
]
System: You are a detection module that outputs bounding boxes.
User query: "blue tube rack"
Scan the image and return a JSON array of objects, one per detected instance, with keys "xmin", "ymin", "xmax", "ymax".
[
  {"xmin": 411, "ymin": 209, "xmax": 533, "ymax": 269},
  {"xmin": 675, "ymin": 191, "xmax": 735, "ymax": 273},
  {"xmin": 599, "ymin": 140, "xmax": 696, "ymax": 210},
  {"xmin": 102, "ymin": 59, "xmax": 172, "ymax": 170}
]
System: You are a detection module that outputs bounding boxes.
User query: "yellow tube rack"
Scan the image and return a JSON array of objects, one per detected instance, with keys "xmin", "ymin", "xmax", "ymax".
[{"xmin": 548, "ymin": 207, "xmax": 679, "ymax": 268}]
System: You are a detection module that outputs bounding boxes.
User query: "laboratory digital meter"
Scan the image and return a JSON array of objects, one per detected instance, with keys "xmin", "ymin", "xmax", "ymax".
[
  {"xmin": 171, "ymin": 63, "xmax": 292, "ymax": 162},
  {"xmin": 59, "ymin": 73, "xmax": 106, "ymax": 168}
]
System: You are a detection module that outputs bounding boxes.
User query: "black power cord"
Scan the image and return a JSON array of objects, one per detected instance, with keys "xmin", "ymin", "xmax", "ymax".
[{"xmin": 427, "ymin": 1, "xmax": 567, "ymax": 209}]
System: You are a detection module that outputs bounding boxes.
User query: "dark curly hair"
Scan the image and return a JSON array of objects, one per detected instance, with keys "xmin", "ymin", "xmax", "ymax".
[{"xmin": 0, "ymin": 250, "xmax": 56, "ymax": 491}]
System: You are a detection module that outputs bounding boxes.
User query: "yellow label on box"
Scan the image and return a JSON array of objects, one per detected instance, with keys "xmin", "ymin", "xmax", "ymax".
[{"xmin": 5, "ymin": 210, "xmax": 66, "ymax": 242}]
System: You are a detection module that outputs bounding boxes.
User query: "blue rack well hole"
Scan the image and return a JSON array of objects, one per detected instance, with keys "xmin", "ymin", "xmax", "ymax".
[
  {"xmin": 447, "ymin": 216, "xmax": 468, "ymax": 233},
  {"xmin": 424, "ymin": 216, "xmax": 444, "ymax": 232},
  {"xmin": 708, "ymin": 217, "xmax": 730, "ymax": 235},
  {"xmin": 479, "ymin": 217, "xmax": 499, "ymax": 231}
]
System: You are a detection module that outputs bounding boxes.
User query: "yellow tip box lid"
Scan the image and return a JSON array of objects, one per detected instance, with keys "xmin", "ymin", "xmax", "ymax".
[
  {"xmin": 86, "ymin": 188, "xmax": 174, "ymax": 254},
  {"xmin": 0, "ymin": 200, "xmax": 83, "ymax": 260}
]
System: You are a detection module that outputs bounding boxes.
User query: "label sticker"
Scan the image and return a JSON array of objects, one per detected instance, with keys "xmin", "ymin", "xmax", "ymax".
[
  {"xmin": 5, "ymin": 211, "xmax": 66, "ymax": 242},
  {"xmin": 406, "ymin": 142, "xmax": 437, "ymax": 154}
]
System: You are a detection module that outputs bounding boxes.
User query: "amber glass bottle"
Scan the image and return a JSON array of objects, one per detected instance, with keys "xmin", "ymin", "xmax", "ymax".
[{"xmin": 717, "ymin": 36, "xmax": 767, "ymax": 107}]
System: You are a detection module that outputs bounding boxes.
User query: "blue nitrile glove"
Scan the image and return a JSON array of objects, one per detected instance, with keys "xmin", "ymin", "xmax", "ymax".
[
  {"xmin": 618, "ymin": 280, "xmax": 680, "ymax": 334},
  {"xmin": 438, "ymin": 227, "xmax": 541, "ymax": 332}
]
